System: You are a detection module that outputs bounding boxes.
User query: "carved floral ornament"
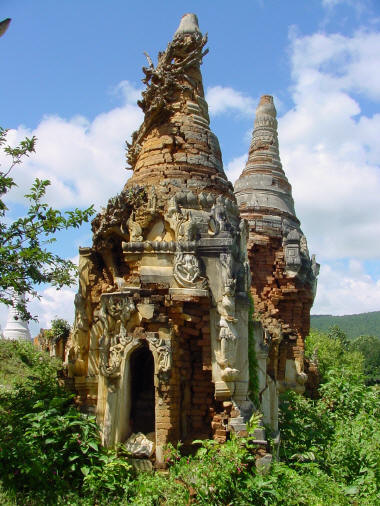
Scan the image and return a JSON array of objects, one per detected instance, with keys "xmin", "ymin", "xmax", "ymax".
[{"xmin": 98, "ymin": 294, "xmax": 172, "ymax": 380}]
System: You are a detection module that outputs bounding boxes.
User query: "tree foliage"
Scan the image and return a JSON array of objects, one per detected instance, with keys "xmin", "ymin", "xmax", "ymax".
[
  {"xmin": 0, "ymin": 127, "xmax": 94, "ymax": 319},
  {"xmin": 44, "ymin": 318, "xmax": 71, "ymax": 343},
  {"xmin": 311, "ymin": 311, "xmax": 380, "ymax": 339},
  {"xmin": 350, "ymin": 334, "xmax": 380, "ymax": 385}
]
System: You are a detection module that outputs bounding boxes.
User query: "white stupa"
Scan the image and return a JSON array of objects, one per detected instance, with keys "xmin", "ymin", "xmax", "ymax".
[{"xmin": 3, "ymin": 293, "xmax": 32, "ymax": 340}]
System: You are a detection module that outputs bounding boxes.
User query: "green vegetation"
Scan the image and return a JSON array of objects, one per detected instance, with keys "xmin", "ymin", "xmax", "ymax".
[
  {"xmin": 0, "ymin": 128, "xmax": 94, "ymax": 319},
  {"xmin": 350, "ymin": 334, "xmax": 380, "ymax": 385},
  {"xmin": 307, "ymin": 326, "xmax": 380, "ymax": 385},
  {"xmin": 311, "ymin": 311, "xmax": 380, "ymax": 339},
  {"xmin": 0, "ymin": 331, "xmax": 379, "ymax": 505},
  {"xmin": 43, "ymin": 318, "xmax": 71, "ymax": 343}
]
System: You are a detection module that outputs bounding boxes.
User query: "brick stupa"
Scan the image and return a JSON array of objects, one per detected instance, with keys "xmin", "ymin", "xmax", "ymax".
[
  {"xmin": 68, "ymin": 14, "xmax": 252, "ymax": 464},
  {"xmin": 235, "ymin": 95, "xmax": 319, "ymax": 430}
]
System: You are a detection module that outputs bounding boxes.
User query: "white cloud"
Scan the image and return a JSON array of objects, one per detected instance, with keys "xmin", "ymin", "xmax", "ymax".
[
  {"xmin": 206, "ymin": 86, "xmax": 255, "ymax": 116},
  {"xmin": 224, "ymin": 29, "xmax": 380, "ymax": 315},
  {"xmin": 30, "ymin": 286, "xmax": 76, "ymax": 330},
  {"xmin": 226, "ymin": 154, "xmax": 247, "ymax": 184},
  {"xmin": 312, "ymin": 260, "xmax": 380, "ymax": 315},
  {"xmin": 111, "ymin": 80, "xmax": 143, "ymax": 104},
  {"xmin": 282, "ymin": 29, "xmax": 380, "ymax": 314},
  {"xmin": 0, "ymin": 81, "xmax": 143, "ymax": 211},
  {"xmin": 278, "ymin": 30, "xmax": 380, "ymax": 261}
]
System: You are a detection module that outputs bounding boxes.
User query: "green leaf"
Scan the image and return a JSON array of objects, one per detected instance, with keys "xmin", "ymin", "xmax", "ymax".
[
  {"xmin": 88, "ymin": 440, "xmax": 99, "ymax": 451},
  {"xmin": 81, "ymin": 466, "xmax": 90, "ymax": 476}
]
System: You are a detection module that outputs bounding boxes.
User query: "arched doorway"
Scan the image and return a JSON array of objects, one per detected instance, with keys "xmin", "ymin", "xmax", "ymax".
[{"xmin": 129, "ymin": 344, "xmax": 155, "ymax": 434}]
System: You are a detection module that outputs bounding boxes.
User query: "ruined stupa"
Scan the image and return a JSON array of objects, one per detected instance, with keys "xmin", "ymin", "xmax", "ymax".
[
  {"xmin": 235, "ymin": 95, "xmax": 319, "ymax": 431},
  {"xmin": 68, "ymin": 14, "xmax": 252, "ymax": 463}
]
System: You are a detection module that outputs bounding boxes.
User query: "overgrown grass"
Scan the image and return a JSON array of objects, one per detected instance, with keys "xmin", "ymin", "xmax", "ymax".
[{"xmin": 0, "ymin": 338, "xmax": 60, "ymax": 390}]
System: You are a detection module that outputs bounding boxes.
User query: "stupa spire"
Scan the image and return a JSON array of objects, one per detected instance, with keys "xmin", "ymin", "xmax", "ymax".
[
  {"xmin": 235, "ymin": 95, "xmax": 297, "ymax": 221},
  {"xmin": 234, "ymin": 95, "xmax": 319, "ymax": 432},
  {"xmin": 70, "ymin": 14, "xmax": 252, "ymax": 459},
  {"xmin": 125, "ymin": 13, "xmax": 232, "ymax": 197}
]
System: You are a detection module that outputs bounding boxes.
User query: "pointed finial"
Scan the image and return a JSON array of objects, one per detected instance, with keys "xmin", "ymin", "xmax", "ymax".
[
  {"xmin": 174, "ymin": 13, "xmax": 201, "ymax": 36},
  {"xmin": 255, "ymin": 95, "xmax": 277, "ymax": 128}
]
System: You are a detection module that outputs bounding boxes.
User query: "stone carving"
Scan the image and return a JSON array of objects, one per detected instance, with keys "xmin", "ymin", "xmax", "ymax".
[
  {"xmin": 238, "ymin": 219, "xmax": 251, "ymax": 292},
  {"xmin": 127, "ymin": 14, "xmax": 208, "ymax": 168},
  {"xmin": 128, "ymin": 211, "xmax": 143, "ymax": 242},
  {"xmin": 283, "ymin": 229, "xmax": 302, "ymax": 275},
  {"xmin": 215, "ymin": 318, "xmax": 239, "ymax": 381},
  {"xmin": 173, "ymin": 252, "xmax": 207, "ymax": 288},
  {"xmin": 125, "ymin": 432, "xmax": 155, "ymax": 458},
  {"xmin": 98, "ymin": 295, "xmax": 136, "ymax": 378},
  {"xmin": 146, "ymin": 333, "xmax": 172, "ymax": 374},
  {"xmin": 177, "ymin": 211, "xmax": 198, "ymax": 242}
]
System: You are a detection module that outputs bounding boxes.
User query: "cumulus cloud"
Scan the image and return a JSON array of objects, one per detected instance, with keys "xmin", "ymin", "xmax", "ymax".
[
  {"xmin": 313, "ymin": 260, "xmax": 380, "ymax": 315},
  {"xmin": 0, "ymin": 81, "xmax": 143, "ymax": 211},
  {"xmin": 225, "ymin": 154, "xmax": 247, "ymax": 184},
  {"xmin": 280, "ymin": 29, "xmax": 380, "ymax": 313},
  {"xmin": 222, "ymin": 29, "xmax": 380, "ymax": 314},
  {"xmin": 279, "ymin": 30, "xmax": 380, "ymax": 260},
  {"xmin": 206, "ymin": 86, "xmax": 255, "ymax": 116}
]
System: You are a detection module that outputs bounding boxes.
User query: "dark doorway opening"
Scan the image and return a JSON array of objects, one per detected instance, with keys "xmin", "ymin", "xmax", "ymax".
[{"xmin": 130, "ymin": 345, "xmax": 155, "ymax": 434}]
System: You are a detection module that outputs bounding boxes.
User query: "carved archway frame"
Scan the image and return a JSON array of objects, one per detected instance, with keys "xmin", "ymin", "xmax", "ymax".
[{"xmin": 97, "ymin": 314, "xmax": 173, "ymax": 450}]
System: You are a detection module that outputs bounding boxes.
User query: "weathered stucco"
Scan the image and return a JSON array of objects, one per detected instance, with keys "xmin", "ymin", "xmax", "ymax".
[{"xmin": 67, "ymin": 13, "xmax": 254, "ymax": 464}]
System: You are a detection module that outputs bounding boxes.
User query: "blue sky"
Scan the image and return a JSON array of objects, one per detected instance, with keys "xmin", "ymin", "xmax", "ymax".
[{"xmin": 1, "ymin": 0, "xmax": 380, "ymax": 335}]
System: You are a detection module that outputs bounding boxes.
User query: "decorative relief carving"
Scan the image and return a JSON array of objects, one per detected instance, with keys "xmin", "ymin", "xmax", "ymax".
[
  {"xmin": 215, "ymin": 317, "xmax": 239, "ymax": 381},
  {"xmin": 173, "ymin": 252, "xmax": 207, "ymax": 289},
  {"xmin": 146, "ymin": 332, "xmax": 172, "ymax": 374},
  {"xmin": 98, "ymin": 295, "xmax": 137, "ymax": 379},
  {"xmin": 177, "ymin": 211, "xmax": 198, "ymax": 242},
  {"xmin": 283, "ymin": 229, "xmax": 301, "ymax": 275},
  {"xmin": 219, "ymin": 252, "xmax": 236, "ymax": 320},
  {"xmin": 238, "ymin": 219, "xmax": 251, "ymax": 292},
  {"xmin": 127, "ymin": 211, "xmax": 143, "ymax": 242},
  {"xmin": 99, "ymin": 332, "xmax": 135, "ymax": 378}
]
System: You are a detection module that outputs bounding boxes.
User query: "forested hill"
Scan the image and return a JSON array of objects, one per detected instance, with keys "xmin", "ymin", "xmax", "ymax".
[{"xmin": 311, "ymin": 311, "xmax": 380, "ymax": 339}]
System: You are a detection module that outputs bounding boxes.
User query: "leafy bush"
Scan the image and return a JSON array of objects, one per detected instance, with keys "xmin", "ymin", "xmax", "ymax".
[
  {"xmin": 0, "ymin": 340, "xmax": 132, "ymax": 503},
  {"xmin": 350, "ymin": 334, "xmax": 380, "ymax": 385},
  {"xmin": 305, "ymin": 328, "xmax": 363, "ymax": 380},
  {"xmin": 44, "ymin": 318, "xmax": 71, "ymax": 343},
  {"xmin": 280, "ymin": 330, "xmax": 380, "ymax": 504}
]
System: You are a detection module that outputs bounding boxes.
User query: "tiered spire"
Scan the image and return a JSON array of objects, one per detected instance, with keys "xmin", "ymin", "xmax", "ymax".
[{"xmin": 235, "ymin": 95, "xmax": 298, "ymax": 225}]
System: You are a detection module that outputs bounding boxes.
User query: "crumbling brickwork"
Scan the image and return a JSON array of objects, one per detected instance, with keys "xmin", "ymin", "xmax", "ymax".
[{"xmin": 235, "ymin": 95, "xmax": 319, "ymax": 429}]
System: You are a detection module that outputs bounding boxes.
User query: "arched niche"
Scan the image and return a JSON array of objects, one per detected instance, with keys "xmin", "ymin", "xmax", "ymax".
[{"xmin": 99, "ymin": 332, "xmax": 171, "ymax": 449}]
